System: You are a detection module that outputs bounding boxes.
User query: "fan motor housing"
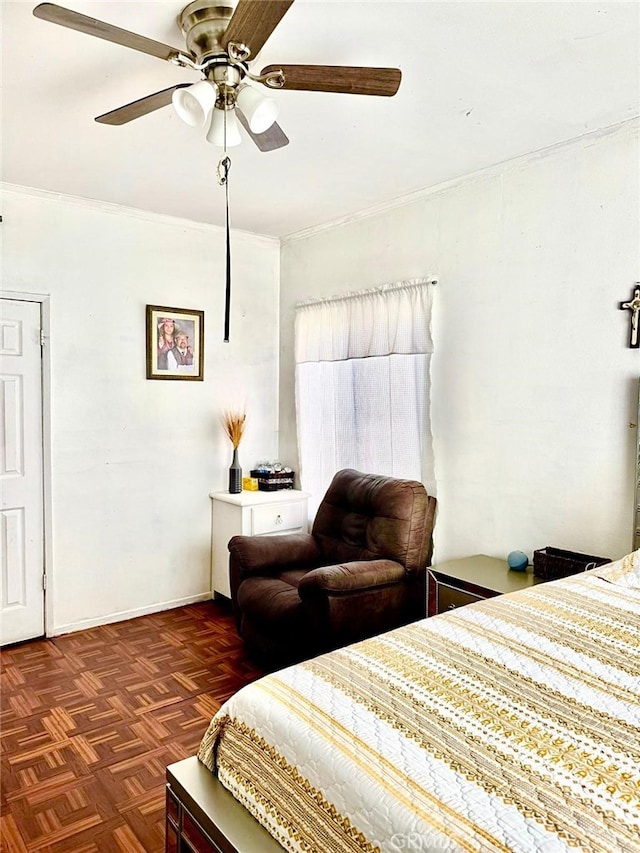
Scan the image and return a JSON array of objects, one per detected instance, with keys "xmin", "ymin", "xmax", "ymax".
[{"xmin": 178, "ymin": 1, "xmax": 234, "ymax": 64}]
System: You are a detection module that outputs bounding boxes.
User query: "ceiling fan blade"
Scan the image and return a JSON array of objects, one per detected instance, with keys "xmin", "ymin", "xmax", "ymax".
[
  {"xmin": 236, "ymin": 110, "xmax": 289, "ymax": 152},
  {"xmin": 221, "ymin": 0, "xmax": 294, "ymax": 59},
  {"xmin": 95, "ymin": 85, "xmax": 191, "ymax": 125},
  {"xmin": 33, "ymin": 3, "xmax": 190, "ymax": 62},
  {"xmin": 261, "ymin": 64, "xmax": 402, "ymax": 96}
]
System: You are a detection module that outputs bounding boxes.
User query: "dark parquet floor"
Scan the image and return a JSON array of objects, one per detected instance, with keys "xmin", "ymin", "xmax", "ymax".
[{"xmin": 0, "ymin": 600, "xmax": 263, "ymax": 852}]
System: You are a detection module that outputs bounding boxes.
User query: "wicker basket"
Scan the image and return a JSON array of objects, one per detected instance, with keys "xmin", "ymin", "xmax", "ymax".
[
  {"xmin": 533, "ymin": 546, "xmax": 610, "ymax": 580},
  {"xmin": 250, "ymin": 470, "xmax": 295, "ymax": 491}
]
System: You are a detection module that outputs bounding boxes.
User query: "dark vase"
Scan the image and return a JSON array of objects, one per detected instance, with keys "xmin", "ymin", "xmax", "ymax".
[{"xmin": 228, "ymin": 447, "xmax": 242, "ymax": 494}]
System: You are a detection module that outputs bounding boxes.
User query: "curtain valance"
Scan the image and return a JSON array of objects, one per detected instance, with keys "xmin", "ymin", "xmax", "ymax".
[{"xmin": 295, "ymin": 277, "xmax": 436, "ymax": 364}]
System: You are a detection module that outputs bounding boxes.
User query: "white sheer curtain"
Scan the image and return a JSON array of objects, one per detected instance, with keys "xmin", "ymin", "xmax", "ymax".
[{"xmin": 295, "ymin": 277, "xmax": 436, "ymax": 514}]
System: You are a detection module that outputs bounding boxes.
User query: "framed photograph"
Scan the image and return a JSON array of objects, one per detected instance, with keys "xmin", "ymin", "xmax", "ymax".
[{"xmin": 146, "ymin": 305, "xmax": 204, "ymax": 381}]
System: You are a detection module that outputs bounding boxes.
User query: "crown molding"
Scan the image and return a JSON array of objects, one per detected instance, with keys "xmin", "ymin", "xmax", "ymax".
[
  {"xmin": 0, "ymin": 183, "xmax": 279, "ymax": 248},
  {"xmin": 282, "ymin": 116, "xmax": 640, "ymax": 244}
]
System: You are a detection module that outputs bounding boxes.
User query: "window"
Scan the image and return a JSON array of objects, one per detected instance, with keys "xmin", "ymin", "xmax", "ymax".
[{"xmin": 295, "ymin": 278, "xmax": 436, "ymax": 512}]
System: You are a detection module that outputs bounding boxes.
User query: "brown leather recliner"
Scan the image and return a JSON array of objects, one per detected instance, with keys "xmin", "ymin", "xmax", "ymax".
[{"xmin": 228, "ymin": 468, "xmax": 437, "ymax": 669}]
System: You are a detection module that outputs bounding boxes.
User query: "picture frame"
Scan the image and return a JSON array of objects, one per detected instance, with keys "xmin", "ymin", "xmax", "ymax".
[{"xmin": 146, "ymin": 305, "xmax": 204, "ymax": 381}]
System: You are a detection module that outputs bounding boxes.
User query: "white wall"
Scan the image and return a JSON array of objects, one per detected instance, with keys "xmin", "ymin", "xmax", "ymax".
[
  {"xmin": 279, "ymin": 120, "xmax": 640, "ymax": 564},
  {"xmin": 3, "ymin": 119, "xmax": 638, "ymax": 635},
  {"xmin": 2, "ymin": 187, "xmax": 280, "ymax": 634}
]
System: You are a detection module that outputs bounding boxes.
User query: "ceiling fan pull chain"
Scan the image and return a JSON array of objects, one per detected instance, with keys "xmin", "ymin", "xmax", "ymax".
[
  {"xmin": 216, "ymin": 152, "xmax": 232, "ymax": 342},
  {"xmin": 216, "ymin": 102, "xmax": 233, "ymax": 342},
  {"xmin": 223, "ymin": 167, "xmax": 232, "ymax": 343}
]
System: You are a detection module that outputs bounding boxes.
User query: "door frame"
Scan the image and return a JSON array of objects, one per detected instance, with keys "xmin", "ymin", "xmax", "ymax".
[{"xmin": 1, "ymin": 290, "xmax": 53, "ymax": 637}]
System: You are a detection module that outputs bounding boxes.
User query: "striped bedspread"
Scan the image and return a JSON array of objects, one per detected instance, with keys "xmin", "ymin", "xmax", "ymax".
[{"xmin": 198, "ymin": 556, "xmax": 640, "ymax": 853}]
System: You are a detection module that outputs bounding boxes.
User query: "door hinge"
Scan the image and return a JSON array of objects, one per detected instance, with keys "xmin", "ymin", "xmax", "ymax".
[
  {"xmin": 39, "ymin": 329, "xmax": 46, "ymax": 347},
  {"xmin": 42, "ymin": 573, "xmax": 47, "ymax": 591}
]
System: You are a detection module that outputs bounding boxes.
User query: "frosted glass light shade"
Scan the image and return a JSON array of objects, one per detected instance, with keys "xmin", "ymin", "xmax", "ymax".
[
  {"xmin": 172, "ymin": 81, "xmax": 217, "ymax": 127},
  {"xmin": 236, "ymin": 85, "xmax": 279, "ymax": 134},
  {"xmin": 206, "ymin": 107, "xmax": 242, "ymax": 147}
]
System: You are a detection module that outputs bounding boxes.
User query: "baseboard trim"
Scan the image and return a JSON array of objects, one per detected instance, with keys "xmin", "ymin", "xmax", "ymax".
[{"xmin": 50, "ymin": 592, "xmax": 213, "ymax": 637}]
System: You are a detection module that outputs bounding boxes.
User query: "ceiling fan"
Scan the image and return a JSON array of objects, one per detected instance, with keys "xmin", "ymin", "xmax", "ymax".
[
  {"xmin": 32, "ymin": 0, "xmax": 402, "ymax": 151},
  {"xmin": 32, "ymin": 0, "xmax": 402, "ymax": 341}
]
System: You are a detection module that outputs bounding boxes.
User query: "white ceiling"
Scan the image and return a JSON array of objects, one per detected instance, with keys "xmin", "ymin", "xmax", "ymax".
[{"xmin": 3, "ymin": 1, "xmax": 639, "ymax": 237}]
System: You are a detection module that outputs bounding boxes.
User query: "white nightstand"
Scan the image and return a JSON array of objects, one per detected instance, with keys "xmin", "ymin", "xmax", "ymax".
[{"xmin": 209, "ymin": 490, "xmax": 310, "ymax": 598}]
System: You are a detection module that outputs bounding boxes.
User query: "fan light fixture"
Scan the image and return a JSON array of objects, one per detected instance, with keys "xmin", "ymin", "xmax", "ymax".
[
  {"xmin": 236, "ymin": 85, "xmax": 279, "ymax": 134},
  {"xmin": 172, "ymin": 81, "xmax": 278, "ymax": 146},
  {"xmin": 172, "ymin": 80, "xmax": 217, "ymax": 127},
  {"xmin": 206, "ymin": 107, "xmax": 242, "ymax": 147}
]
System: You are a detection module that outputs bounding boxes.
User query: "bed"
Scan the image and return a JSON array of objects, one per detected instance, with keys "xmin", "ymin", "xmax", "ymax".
[{"xmin": 167, "ymin": 551, "xmax": 640, "ymax": 853}]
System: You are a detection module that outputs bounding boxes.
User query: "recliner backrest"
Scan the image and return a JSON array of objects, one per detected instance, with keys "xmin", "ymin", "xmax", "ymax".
[{"xmin": 311, "ymin": 469, "xmax": 434, "ymax": 576}]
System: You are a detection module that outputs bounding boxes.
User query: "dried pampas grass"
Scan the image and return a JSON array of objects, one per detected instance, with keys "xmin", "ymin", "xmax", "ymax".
[{"xmin": 222, "ymin": 410, "xmax": 246, "ymax": 448}]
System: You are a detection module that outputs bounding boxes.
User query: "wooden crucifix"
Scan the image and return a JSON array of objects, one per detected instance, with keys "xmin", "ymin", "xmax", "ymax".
[{"xmin": 620, "ymin": 283, "xmax": 640, "ymax": 348}]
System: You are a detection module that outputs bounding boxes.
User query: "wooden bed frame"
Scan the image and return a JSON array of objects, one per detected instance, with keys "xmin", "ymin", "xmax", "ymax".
[{"xmin": 166, "ymin": 756, "xmax": 285, "ymax": 853}]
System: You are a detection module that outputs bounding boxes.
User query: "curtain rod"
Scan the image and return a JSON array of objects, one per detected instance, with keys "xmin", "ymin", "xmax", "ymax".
[{"xmin": 296, "ymin": 276, "xmax": 438, "ymax": 309}]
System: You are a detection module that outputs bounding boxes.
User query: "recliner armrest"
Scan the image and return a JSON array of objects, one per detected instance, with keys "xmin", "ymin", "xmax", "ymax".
[
  {"xmin": 228, "ymin": 532, "xmax": 322, "ymax": 576},
  {"xmin": 298, "ymin": 559, "xmax": 406, "ymax": 597}
]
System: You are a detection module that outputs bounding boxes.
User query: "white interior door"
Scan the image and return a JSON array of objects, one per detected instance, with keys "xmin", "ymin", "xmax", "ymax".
[{"xmin": 0, "ymin": 298, "xmax": 45, "ymax": 645}]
